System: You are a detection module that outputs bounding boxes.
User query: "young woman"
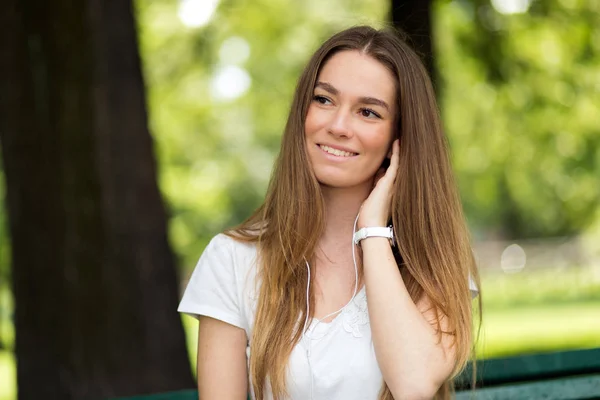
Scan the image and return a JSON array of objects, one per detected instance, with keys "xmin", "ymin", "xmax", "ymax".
[{"xmin": 179, "ymin": 25, "xmax": 480, "ymax": 400}]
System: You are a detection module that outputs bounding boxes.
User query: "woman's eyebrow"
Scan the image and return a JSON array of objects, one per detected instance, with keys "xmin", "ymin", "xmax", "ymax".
[
  {"xmin": 359, "ymin": 97, "xmax": 390, "ymax": 111},
  {"xmin": 315, "ymin": 81, "xmax": 390, "ymax": 111},
  {"xmin": 315, "ymin": 81, "xmax": 339, "ymax": 95}
]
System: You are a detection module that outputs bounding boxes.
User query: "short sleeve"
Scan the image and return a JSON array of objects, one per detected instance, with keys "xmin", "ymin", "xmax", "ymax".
[{"xmin": 177, "ymin": 234, "xmax": 245, "ymax": 329}]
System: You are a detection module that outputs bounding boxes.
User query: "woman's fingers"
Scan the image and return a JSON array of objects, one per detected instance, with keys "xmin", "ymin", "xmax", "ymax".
[
  {"xmin": 358, "ymin": 139, "xmax": 400, "ymax": 228},
  {"xmin": 387, "ymin": 139, "xmax": 400, "ymax": 180}
]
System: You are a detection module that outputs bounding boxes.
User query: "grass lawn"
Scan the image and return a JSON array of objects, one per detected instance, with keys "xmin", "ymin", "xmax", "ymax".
[{"xmin": 477, "ymin": 301, "xmax": 600, "ymax": 358}]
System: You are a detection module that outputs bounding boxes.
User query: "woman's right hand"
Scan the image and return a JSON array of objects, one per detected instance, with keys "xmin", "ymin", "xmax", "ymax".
[{"xmin": 357, "ymin": 139, "xmax": 400, "ymax": 230}]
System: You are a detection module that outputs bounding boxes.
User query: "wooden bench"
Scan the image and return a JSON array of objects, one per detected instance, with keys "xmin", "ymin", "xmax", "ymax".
[{"xmin": 455, "ymin": 348, "xmax": 600, "ymax": 399}]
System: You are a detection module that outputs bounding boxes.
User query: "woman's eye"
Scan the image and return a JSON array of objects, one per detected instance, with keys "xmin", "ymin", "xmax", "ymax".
[
  {"xmin": 360, "ymin": 108, "xmax": 381, "ymax": 119},
  {"xmin": 313, "ymin": 95, "xmax": 331, "ymax": 105}
]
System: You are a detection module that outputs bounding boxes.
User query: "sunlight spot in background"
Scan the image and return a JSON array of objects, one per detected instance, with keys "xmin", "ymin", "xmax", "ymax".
[
  {"xmin": 501, "ymin": 244, "xmax": 527, "ymax": 273},
  {"xmin": 210, "ymin": 66, "xmax": 251, "ymax": 101},
  {"xmin": 491, "ymin": 0, "xmax": 531, "ymax": 14},
  {"xmin": 178, "ymin": 0, "xmax": 219, "ymax": 28},
  {"xmin": 219, "ymin": 37, "xmax": 251, "ymax": 66}
]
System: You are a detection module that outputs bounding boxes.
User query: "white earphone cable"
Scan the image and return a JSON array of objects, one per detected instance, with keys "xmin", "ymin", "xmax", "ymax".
[{"xmin": 303, "ymin": 212, "xmax": 360, "ymax": 399}]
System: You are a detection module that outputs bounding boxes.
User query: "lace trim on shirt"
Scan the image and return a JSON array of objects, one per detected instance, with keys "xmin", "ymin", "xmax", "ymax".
[
  {"xmin": 341, "ymin": 288, "xmax": 369, "ymax": 338},
  {"xmin": 248, "ymin": 282, "xmax": 370, "ymax": 338}
]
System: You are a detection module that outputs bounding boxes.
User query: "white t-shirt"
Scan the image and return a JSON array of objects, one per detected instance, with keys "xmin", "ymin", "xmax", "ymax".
[{"xmin": 178, "ymin": 233, "xmax": 479, "ymax": 400}]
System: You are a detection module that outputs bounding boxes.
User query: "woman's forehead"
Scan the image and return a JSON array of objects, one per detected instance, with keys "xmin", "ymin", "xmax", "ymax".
[{"xmin": 316, "ymin": 50, "xmax": 396, "ymax": 104}]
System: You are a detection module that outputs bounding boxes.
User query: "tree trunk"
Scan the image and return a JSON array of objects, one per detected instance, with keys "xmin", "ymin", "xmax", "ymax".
[
  {"xmin": 390, "ymin": 0, "xmax": 434, "ymax": 80},
  {"xmin": 0, "ymin": 1, "xmax": 194, "ymax": 398}
]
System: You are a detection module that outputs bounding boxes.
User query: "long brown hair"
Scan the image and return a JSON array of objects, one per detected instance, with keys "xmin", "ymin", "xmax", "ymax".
[{"xmin": 227, "ymin": 25, "xmax": 481, "ymax": 400}]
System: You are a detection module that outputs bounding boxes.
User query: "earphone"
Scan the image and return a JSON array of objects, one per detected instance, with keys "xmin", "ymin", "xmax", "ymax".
[{"xmin": 302, "ymin": 212, "xmax": 360, "ymax": 399}]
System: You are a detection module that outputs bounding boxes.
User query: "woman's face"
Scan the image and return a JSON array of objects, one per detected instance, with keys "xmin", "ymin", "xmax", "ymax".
[{"xmin": 305, "ymin": 50, "xmax": 396, "ymax": 190}]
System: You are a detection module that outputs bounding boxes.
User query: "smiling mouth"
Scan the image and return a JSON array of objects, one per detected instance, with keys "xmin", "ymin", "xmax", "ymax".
[{"xmin": 318, "ymin": 144, "xmax": 358, "ymax": 157}]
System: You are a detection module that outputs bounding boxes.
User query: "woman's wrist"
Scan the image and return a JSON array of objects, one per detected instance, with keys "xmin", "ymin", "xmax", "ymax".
[
  {"xmin": 354, "ymin": 226, "xmax": 395, "ymax": 247},
  {"xmin": 359, "ymin": 236, "xmax": 393, "ymax": 251}
]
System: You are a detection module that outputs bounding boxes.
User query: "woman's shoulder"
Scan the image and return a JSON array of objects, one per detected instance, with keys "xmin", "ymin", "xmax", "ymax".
[
  {"xmin": 179, "ymin": 232, "xmax": 258, "ymax": 328},
  {"xmin": 206, "ymin": 232, "xmax": 259, "ymax": 265}
]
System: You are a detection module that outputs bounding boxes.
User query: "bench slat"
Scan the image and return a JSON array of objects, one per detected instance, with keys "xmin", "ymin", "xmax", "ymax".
[
  {"xmin": 457, "ymin": 348, "xmax": 600, "ymax": 387},
  {"xmin": 456, "ymin": 373, "xmax": 600, "ymax": 400}
]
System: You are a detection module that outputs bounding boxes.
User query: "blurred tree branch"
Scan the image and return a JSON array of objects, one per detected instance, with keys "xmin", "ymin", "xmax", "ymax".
[{"xmin": 390, "ymin": 0, "xmax": 434, "ymax": 80}]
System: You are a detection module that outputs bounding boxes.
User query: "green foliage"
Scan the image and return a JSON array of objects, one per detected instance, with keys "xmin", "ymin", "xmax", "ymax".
[
  {"xmin": 435, "ymin": 0, "xmax": 600, "ymax": 239},
  {"xmin": 0, "ymin": 151, "xmax": 13, "ymax": 353},
  {"xmin": 133, "ymin": 0, "xmax": 600, "ymax": 269}
]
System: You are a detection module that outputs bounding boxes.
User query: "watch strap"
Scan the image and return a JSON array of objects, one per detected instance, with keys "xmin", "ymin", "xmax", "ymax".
[{"xmin": 353, "ymin": 226, "xmax": 394, "ymax": 246}]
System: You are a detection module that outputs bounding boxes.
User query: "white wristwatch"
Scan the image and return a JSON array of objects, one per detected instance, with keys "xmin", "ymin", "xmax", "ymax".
[{"xmin": 353, "ymin": 226, "xmax": 395, "ymax": 246}]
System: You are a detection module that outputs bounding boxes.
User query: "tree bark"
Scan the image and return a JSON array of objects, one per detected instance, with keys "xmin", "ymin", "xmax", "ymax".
[
  {"xmin": 0, "ymin": 1, "xmax": 194, "ymax": 398},
  {"xmin": 390, "ymin": 0, "xmax": 434, "ymax": 80}
]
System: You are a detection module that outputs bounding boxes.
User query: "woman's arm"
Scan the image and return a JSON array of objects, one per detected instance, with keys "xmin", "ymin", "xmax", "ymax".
[
  {"xmin": 197, "ymin": 316, "xmax": 248, "ymax": 400},
  {"xmin": 362, "ymin": 238, "xmax": 455, "ymax": 399},
  {"xmin": 358, "ymin": 140, "xmax": 456, "ymax": 399}
]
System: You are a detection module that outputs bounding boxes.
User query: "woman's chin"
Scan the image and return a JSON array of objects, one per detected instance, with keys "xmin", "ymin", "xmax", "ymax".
[{"xmin": 316, "ymin": 176, "xmax": 374, "ymax": 191}]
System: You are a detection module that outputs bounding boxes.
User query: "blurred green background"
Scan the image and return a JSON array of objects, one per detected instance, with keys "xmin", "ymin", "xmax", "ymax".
[{"xmin": 1, "ymin": 0, "xmax": 599, "ymax": 398}]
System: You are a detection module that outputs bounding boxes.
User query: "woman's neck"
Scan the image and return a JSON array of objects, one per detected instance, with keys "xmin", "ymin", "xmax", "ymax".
[
  {"xmin": 315, "ymin": 182, "xmax": 372, "ymax": 289},
  {"xmin": 320, "ymin": 181, "xmax": 373, "ymax": 245}
]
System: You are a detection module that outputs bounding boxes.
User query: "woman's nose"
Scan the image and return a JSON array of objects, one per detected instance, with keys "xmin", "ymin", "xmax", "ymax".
[{"xmin": 327, "ymin": 108, "xmax": 353, "ymax": 138}]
